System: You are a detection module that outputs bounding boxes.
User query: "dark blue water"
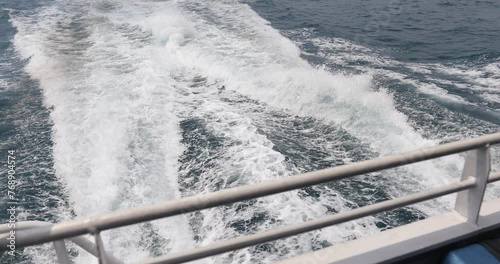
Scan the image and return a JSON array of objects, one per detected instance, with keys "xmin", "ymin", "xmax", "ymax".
[
  {"xmin": 1, "ymin": 0, "xmax": 499, "ymax": 263},
  {"xmin": 251, "ymin": 0, "xmax": 500, "ymax": 62},
  {"xmin": 250, "ymin": 0, "xmax": 500, "ymax": 127},
  {"xmin": 1, "ymin": 1, "xmax": 72, "ymax": 263}
]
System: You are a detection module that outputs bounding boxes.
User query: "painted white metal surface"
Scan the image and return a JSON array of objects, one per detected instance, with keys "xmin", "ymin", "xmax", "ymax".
[
  {"xmin": 278, "ymin": 197, "xmax": 500, "ymax": 264},
  {"xmin": 136, "ymin": 179, "xmax": 477, "ymax": 264},
  {"xmin": 455, "ymin": 147, "xmax": 490, "ymax": 224}
]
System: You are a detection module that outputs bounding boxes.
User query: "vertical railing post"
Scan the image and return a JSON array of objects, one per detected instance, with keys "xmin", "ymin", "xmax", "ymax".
[
  {"xmin": 53, "ymin": 240, "xmax": 71, "ymax": 264},
  {"xmin": 454, "ymin": 146, "xmax": 490, "ymax": 225},
  {"xmin": 93, "ymin": 230, "xmax": 108, "ymax": 264}
]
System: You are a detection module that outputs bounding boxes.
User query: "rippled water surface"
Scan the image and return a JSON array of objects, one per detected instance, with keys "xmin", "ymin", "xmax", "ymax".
[{"xmin": 1, "ymin": 0, "xmax": 499, "ymax": 263}]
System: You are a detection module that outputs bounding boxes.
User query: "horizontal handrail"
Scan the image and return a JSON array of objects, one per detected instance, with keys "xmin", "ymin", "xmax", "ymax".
[
  {"xmin": 278, "ymin": 197, "xmax": 500, "ymax": 264},
  {"xmin": 137, "ymin": 178, "xmax": 477, "ymax": 264},
  {"xmin": 0, "ymin": 221, "xmax": 123, "ymax": 264},
  {"xmin": 1, "ymin": 133, "xmax": 500, "ymax": 249},
  {"xmin": 489, "ymin": 171, "xmax": 500, "ymax": 183},
  {"xmin": 3, "ymin": 172, "xmax": 499, "ymax": 263}
]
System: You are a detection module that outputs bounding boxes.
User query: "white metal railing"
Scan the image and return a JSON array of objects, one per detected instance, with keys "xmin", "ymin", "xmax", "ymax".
[
  {"xmin": 2, "ymin": 133, "xmax": 500, "ymax": 264},
  {"xmin": 0, "ymin": 221, "xmax": 123, "ymax": 264}
]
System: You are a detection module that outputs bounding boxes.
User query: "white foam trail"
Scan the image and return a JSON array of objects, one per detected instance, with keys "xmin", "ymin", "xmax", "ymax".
[
  {"xmin": 304, "ymin": 34, "xmax": 500, "ymax": 107},
  {"xmin": 135, "ymin": 1, "xmax": 463, "ymax": 196},
  {"xmin": 11, "ymin": 1, "xmax": 377, "ymax": 263},
  {"xmin": 173, "ymin": 72, "xmax": 379, "ymax": 263},
  {"xmin": 11, "ymin": 1, "xmax": 195, "ymax": 262},
  {"xmin": 436, "ymin": 61, "xmax": 500, "ymax": 102},
  {"xmin": 136, "ymin": 3, "xmax": 382, "ymax": 261},
  {"xmin": 306, "ymin": 36, "xmax": 474, "ymax": 103},
  {"xmin": 11, "ymin": 0, "xmax": 496, "ymax": 263},
  {"xmin": 285, "ymin": 29, "xmax": 500, "ymax": 201}
]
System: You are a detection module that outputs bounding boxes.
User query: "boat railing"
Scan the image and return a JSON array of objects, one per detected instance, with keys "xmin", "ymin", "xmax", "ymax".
[{"xmin": 2, "ymin": 133, "xmax": 500, "ymax": 264}]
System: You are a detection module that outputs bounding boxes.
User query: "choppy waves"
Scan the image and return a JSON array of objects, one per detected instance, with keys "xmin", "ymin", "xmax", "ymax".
[{"xmin": 7, "ymin": 0, "xmax": 500, "ymax": 263}]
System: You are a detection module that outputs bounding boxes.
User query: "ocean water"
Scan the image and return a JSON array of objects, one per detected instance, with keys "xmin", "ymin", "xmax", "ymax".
[{"xmin": 0, "ymin": 0, "xmax": 499, "ymax": 263}]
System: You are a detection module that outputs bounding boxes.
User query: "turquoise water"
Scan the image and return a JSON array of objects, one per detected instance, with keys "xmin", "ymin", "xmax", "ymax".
[{"xmin": 1, "ymin": 0, "xmax": 499, "ymax": 263}]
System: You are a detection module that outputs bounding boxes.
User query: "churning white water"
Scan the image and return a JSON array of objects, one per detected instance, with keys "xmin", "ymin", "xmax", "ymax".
[{"xmin": 9, "ymin": 0, "xmax": 499, "ymax": 263}]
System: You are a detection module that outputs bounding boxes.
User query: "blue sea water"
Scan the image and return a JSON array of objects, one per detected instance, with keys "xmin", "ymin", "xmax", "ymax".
[{"xmin": 0, "ymin": 0, "xmax": 499, "ymax": 263}]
